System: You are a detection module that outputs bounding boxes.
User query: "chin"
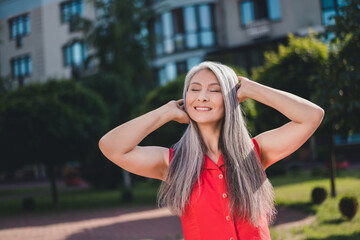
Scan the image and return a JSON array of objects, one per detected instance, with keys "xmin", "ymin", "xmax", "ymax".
[{"xmin": 190, "ymin": 116, "xmax": 222, "ymax": 125}]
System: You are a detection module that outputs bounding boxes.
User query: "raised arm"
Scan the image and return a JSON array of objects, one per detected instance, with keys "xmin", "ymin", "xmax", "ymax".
[
  {"xmin": 237, "ymin": 77, "xmax": 324, "ymax": 170},
  {"xmin": 98, "ymin": 100, "xmax": 189, "ymax": 181}
]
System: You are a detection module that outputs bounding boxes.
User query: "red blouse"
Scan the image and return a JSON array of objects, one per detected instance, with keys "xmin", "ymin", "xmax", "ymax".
[{"xmin": 169, "ymin": 138, "xmax": 271, "ymax": 240}]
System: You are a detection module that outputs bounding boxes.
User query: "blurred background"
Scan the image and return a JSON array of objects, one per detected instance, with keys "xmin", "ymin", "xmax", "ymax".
[{"xmin": 0, "ymin": 0, "xmax": 359, "ymax": 239}]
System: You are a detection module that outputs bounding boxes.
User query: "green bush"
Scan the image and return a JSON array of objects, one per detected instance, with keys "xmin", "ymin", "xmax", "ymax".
[
  {"xmin": 339, "ymin": 196, "xmax": 359, "ymax": 220},
  {"xmin": 311, "ymin": 187, "xmax": 327, "ymax": 204},
  {"xmin": 252, "ymin": 34, "xmax": 328, "ymax": 133}
]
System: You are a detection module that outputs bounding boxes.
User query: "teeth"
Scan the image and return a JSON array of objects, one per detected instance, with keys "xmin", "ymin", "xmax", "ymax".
[{"xmin": 195, "ymin": 107, "xmax": 211, "ymax": 111}]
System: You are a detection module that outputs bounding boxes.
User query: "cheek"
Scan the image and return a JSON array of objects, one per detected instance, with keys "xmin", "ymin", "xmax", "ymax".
[
  {"xmin": 185, "ymin": 92, "xmax": 195, "ymax": 106},
  {"xmin": 216, "ymin": 95, "xmax": 225, "ymax": 110}
]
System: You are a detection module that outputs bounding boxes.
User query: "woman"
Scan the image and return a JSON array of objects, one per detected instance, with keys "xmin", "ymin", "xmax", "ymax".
[{"xmin": 98, "ymin": 61, "xmax": 324, "ymax": 240}]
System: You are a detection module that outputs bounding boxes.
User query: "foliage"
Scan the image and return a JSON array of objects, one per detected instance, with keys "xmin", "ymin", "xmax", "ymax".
[
  {"xmin": 78, "ymin": 72, "xmax": 133, "ymax": 127},
  {"xmin": 78, "ymin": 72, "xmax": 149, "ymax": 189},
  {"xmin": 0, "ymin": 79, "xmax": 109, "ymax": 170},
  {"xmin": 311, "ymin": 187, "xmax": 328, "ymax": 204},
  {"xmin": 80, "ymin": 150, "xmax": 124, "ymax": 189},
  {"xmin": 137, "ymin": 74, "xmax": 187, "ymax": 147},
  {"xmin": 0, "ymin": 76, "xmax": 13, "ymax": 95},
  {"xmin": 339, "ymin": 196, "xmax": 359, "ymax": 220},
  {"xmin": 315, "ymin": 0, "xmax": 360, "ymax": 137},
  {"xmin": 325, "ymin": 0, "xmax": 360, "ymax": 42},
  {"xmin": 71, "ymin": 0, "xmax": 155, "ymax": 191},
  {"xmin": 252, "ymin": 34, "xmax": 328, "ymax": 133},
  {"xmin": 74, "ymin": 0, "xmax": 153, "ymax": 93}
]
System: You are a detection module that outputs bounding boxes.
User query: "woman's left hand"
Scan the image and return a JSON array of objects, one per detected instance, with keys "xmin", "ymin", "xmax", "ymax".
[{"xmin": 237, "ymin": 76, "xmax": 251, "ymax": 102}]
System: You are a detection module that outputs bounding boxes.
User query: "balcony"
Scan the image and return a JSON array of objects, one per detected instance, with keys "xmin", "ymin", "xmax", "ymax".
[{"xmin": 245, "ymin": 19, "xmax": 271, "ymax": 40}]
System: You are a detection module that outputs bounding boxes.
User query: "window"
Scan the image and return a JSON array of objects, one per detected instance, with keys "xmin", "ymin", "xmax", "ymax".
[
  {"xmin": 184, "ymin": 6, "xmax": 198, "ymax": 48},
  {"xmin": 95, "ymin": 0, "xmax": 114, "ymax": 19},
  {"xmin": 63, "ymin": 41, "xmax": 87, "ymax": 66},
  {"xmin": 152, "ymin": 4, "xmax": 215, "ymax": 57},
  {"xmin": 198, "ymin": 5, "xmax": 215, "ymax": 47},
  {"xmin": 321, "ymin": 0, "xmax": 348, "ymax": 26},
  {"xmin": 240, "ymin": 0, "xmax": 281, "ymax": 26},
  {"xmin": 60, "ymin": 0, "xmax": 83, "ymax": 23},
  {"xmin": 11, "ymin": 55, "xmax": 32, "ymax": 78},
  {"xmin": 187, "ymin": 57, "xmax": 202, "ymax": 70},
  {"xmin": 157, "ymin": 57, "xmax": 203, "ymax": 85},
  {"xmin": 9, "ymin": 14, "xmax": 30, "ymax": 39},
  {"xmin": 176, "ymin": 61, "xmax": 187, "ymax": 76}
]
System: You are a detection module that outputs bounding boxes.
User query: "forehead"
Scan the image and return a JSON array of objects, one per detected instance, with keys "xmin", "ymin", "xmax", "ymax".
[{"xmin": 190, "ymin": 69, "xmax": 219, "ymax": 85}]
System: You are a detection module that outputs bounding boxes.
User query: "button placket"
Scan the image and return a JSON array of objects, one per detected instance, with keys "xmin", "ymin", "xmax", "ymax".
[{"xmin": 217, "ymin": 170, "xmax": 236, "ymax": 240}]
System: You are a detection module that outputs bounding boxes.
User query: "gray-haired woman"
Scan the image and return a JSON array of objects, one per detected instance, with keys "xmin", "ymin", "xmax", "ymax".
[{"xmin": 98, "ymin": 61, "xmax": 324, "ymax": 240}]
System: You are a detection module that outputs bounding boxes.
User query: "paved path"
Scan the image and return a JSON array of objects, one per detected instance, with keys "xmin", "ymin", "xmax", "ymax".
[
  {"xmin": 0, "ymin": 204, "xmax": 315, "ymax": 240},
  {"xmin": 0, "ymin": 205, "xmax": 183, "ymax": 240}
]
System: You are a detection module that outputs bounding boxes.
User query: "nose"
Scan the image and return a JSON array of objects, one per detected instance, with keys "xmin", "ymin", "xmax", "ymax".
[{"xmin": 197, "ymin": 90, "xmax": 209, "ymax": 102}]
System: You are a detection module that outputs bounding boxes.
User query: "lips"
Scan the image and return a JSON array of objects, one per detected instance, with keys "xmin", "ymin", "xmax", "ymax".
[{"xmin": 194, "ymin": 106, "xmax": 212, "ymax": 111}]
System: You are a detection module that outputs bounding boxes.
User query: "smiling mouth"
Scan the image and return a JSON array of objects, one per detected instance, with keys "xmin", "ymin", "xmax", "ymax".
[{"xmin": 194, "ymin": 107, "xmax": 212, "ymax": 111}]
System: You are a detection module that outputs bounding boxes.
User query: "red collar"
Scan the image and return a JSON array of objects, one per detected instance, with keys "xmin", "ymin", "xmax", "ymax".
[{"xmin": 203, "ymin": 154, "xmax": 225, "ymax": 169}]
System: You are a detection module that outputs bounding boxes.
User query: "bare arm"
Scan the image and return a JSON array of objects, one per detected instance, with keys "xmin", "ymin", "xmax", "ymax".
[
  {"xmin": 98, "ymin": 100, "xmax": 189, "ymax": 181},
  {"xmin": 237, "ymin": 77, "xmax": 324, "ymax": 170}
]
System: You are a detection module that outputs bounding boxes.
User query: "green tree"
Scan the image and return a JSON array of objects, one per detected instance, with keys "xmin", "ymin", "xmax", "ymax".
[
  {"xmin": 71, "ymin": 0, "xmax": 154, "ymax": 194},
  {"xmin": 0, "ymin": 76, "xmax": 12, "ymax": 95},
  {"xmin": 253, "ymin": 34, "xmax": 328, "ymax": 132},
  {"xmin": 0, "ymin": 79, "xmax": 109, "ymax": 207},
  {"xmin": 252, "ymin": 34, "xmax": 329, "ymax": 175},
  {"xmin": 315, "ymin": 0, "xmax": 360, "ymax": 197},
  {"xmin": 73, "ymin": 0, "xmax": 153, "ymax": 92},
  {"xmin": 78, "ymin": 73, "xmax": 135, "ymax": 189}
]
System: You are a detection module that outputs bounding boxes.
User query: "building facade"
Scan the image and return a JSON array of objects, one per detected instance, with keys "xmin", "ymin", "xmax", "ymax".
[
  {"xmin": 0, "ymin": 0, "xmax": 344, "ymax": 87},
  {"xmin": 148, "ymin": 0, "xmax": 342, "ymax": 84},
  {"xmin": 0, "ymin": 0, "xmax": 96, "ymax": 88}
]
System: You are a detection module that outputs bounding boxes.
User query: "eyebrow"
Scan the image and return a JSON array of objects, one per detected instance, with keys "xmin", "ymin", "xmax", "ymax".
[{"xmin": 190, "ymin": 82, "xmax": 220, "ymax": 86}]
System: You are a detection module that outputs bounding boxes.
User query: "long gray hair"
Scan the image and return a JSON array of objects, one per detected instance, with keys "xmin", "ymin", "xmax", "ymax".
[{"xmin": 157, "ymin": 61, "xmax": 276, "ymax": 226}]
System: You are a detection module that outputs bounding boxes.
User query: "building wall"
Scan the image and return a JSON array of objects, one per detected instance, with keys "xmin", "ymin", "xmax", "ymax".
[
  {"xmin": 222, "ymin": 0, "xmax": 323, "ymax": 48},
  {"xmin": 0, "ymin": 0, "xmax": 96, "ymax": 85},
  {"xmin": 0, "ymin": 5, "xmax": 45, "ymax": 83},
  {"xmin": 41, "ymin": 0, "xmax": 96, "ymax": 80},
  {"xmin": 150, "ymin": 0, "xmax": 217, "ymax": 68},
  {"xmin": 147, "ymin": 0, "xmax": 327, "ymax": 84}
]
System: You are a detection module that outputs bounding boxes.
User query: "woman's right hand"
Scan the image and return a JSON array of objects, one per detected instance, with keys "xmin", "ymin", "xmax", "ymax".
[{"xmin": 165, "ymin": 99, "xmax": 190, "ymax": 124}]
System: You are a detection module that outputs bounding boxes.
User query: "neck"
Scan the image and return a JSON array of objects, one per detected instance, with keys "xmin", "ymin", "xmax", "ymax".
[{"xmin": 197, "ymin": 121, "xmax": 222, "ymax": 155}]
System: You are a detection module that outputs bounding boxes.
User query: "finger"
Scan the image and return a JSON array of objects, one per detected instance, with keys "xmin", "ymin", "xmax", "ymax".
[{"xmin": 177, "ymin": 99, "xmax": 184, "ymax": 106}]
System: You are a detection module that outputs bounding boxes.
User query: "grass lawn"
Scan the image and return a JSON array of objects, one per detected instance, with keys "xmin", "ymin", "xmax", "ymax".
[
  {"xmin": 0, "ymin": 180, "xmax": 162, "ymax": 217},
  {"xmin": 1, "ymin": 169, "xmax": 359, "ymax": 240},
  {"xmin": 268, "ymin": 169, "xmax": 360, "ymax": 240}
]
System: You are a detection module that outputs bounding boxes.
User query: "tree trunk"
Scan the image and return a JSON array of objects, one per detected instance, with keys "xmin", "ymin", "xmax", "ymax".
[
  {"xmin": 328, "ymin": 131, "xmax": 337, "ymax": 197},
  {"xmin": 47, "ymin": 164, "xmax": 59, "ymax": 208},
  {"xmin": 123, "ymin": 169, "xmax": 131, "ymax": 189}
]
